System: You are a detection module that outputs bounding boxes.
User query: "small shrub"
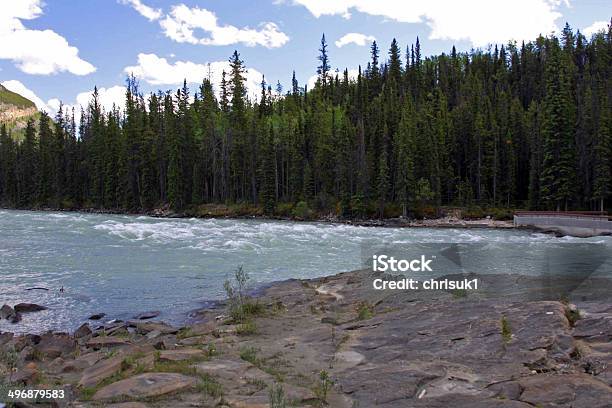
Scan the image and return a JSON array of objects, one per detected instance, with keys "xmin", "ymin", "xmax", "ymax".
[
  {"xmin": 224, "ymin": 265, "xmax": 252, "ymax": 323},
  {"xmin": 236, "ymin": 321, "xmax": 257, "ymax": 336},
  {"xmin": 177, "ymin": 327, "xmax": 194, "ymax": 340},
  {"xmin": 350, "ymin": 195, "xmax": 366, "ymax": 219},
  {"xmin": 269, "ymin": 383, "xmax": 287, "ymax": 408},
  {"xmin": 564, "ymin": 306, "xmax": 581, "ymax": 327},
  {"xmin": 463, "ymin": 206, "xmax": 485, "ymax": 219},
  {"xmin": 357, "ymin": 302, "xmax": 374, "ymax": 320},
  {"xmin": 313, "ymin": 370, "xmax": 334, "ymax": 405},
  {"xmin": 501, "ymin": 316, "xmax": 512, "ymax": 343},
  {"xmin": 228, "ymin": 202, "xmax": 262, "ymax": 216},
  {"xmin": 488, "ymin": 207, "xmax": 513, "ymax": 221},
  {"xmin": 292, "ymin": 201, "xmax": 313, "ymax": 219},
  {"xmin": 80, "ymin": 387, "xmax": 97, "ymax": 401},
  {"xmin": 383, "ymin": 203, "xmax": 402, "ymax": 218},
  {"xmin": 452, "ymin": 289, "xmax": 468, "ymax": 298},
  {"xmin": 0, "ymin": 347, "xmax": 19, "ymax": 371},
  {"xmin": 240, "ymin": 347, "xmax": 259, "ymax": 364},
  {"xmin": 206, "ymin": 343, "xmax": 217, "ymax": 357},
  {"xmin": 197, "ymin": 373, "xmax": 223, "ymax": 397},
  {"xmin": 275, "ymin": 202, "xmax": 294, "ymax": 217}
]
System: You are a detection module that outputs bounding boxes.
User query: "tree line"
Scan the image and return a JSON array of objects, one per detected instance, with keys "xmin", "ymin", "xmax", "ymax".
[{"xmin": 0, "ymin": 22, "xmax": 610, "ymax": 218}]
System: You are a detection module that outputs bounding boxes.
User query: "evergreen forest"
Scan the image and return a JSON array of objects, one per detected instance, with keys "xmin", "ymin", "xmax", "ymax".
[{"xmin": 1, "ymin": 22, "xmax": 610, "ymax": 218}]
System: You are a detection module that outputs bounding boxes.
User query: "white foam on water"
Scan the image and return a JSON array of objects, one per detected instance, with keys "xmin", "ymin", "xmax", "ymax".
[{"xmin": 2, "ymin": 208, "xmax": 611, "ymax": 334}]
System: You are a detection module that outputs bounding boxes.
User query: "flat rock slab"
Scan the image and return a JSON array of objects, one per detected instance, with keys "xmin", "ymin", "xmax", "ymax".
[
  {"xmin": 79, "ymin": 355, "xmax": 124, "ymax": 388},
  {"xmin": 178, "ymin": 335, "xmax": 209, "ymax": 346},
  {"xmin": 334, "ymin": 350, "xmax": 365, "ymax": 371},
  {"xmin": 189, "ymin": 322, "xmax": 216, "ymax": 336},
  {"xmin": 93, "ymin": 372, "xmax": 196, "ymax": 401},
  {"xmin": 518, "ymin": 374, "xmax": 612, "ymax": 408},
  {"xmin": 86, "ymin": 337, "xmax": 131, "ymax": 349},
  {"xmin": 134, "ymin": 322, "xmax": 178, "ymax": 335},
  {"xmin": 158, "ymin": 349, "xmax": 205, "ymax": 362},
  {"xmin": 195, "ymin": 359, "xmax": 274, "ymax": 383},
  {"xmin": 35, "ymin": 333, "xmax": 76, "ymax": 358}
]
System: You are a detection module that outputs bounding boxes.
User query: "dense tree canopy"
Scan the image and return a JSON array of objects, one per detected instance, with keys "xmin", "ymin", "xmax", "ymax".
[{"xmin": 1, "ymin": 22, "xmax": 611, "ymax": 217}]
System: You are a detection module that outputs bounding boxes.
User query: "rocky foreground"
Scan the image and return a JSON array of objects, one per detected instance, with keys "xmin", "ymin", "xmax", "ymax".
[{"xmin": 1, "ymin": 270, "xmax": 611, "ymax": 407}]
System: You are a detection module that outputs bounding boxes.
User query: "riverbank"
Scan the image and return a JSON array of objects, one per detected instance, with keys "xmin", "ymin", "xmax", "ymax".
[
  {"xmin": 1, "ymin": 269, "xmax": 610, "ymax": 407},
  {"xmin": 1, "ymin": 205, "xmax": 517, "ymax": 230}
]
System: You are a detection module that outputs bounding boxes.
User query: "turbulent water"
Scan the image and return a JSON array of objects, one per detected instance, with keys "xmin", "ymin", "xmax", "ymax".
[{"xmin": 1, "ymin": 209, "xmax": 611, "ymax": 333}]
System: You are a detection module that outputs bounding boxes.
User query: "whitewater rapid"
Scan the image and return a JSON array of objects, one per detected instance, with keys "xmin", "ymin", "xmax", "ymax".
[{"xmin": 1, "ymin": 209, "xmax": 610, "ymax": 333}]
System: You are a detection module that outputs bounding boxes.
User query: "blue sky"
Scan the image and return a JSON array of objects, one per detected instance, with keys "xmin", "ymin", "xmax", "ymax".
[{"xmin": 1, "ymin": 0, "xmax": 609, "ymax": 115}]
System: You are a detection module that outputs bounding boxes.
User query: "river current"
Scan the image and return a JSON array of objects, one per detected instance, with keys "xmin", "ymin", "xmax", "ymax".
[{"xmin": 1, "ymin": 209, "xmax": 610, "ymax": 333}]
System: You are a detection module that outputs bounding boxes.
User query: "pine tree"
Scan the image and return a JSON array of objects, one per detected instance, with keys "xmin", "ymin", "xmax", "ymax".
[
  {"xmin": 540, "ymin": 39, "xmax": 576, "ymax": 210},
  {"xmin": 317, "ymin": 34, "xmax": 330, "ymax": 90}
]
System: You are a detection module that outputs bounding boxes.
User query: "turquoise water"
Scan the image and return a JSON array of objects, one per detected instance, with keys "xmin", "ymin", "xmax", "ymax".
[{"xmin": 1, "ymin": 209, "xmax": 610, "ymax": 333}]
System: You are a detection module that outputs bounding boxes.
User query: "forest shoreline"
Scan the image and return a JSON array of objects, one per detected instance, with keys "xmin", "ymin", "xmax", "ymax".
[{"xmin": 0, "ymin": 204, "xmax": 519, "ymax": 230}]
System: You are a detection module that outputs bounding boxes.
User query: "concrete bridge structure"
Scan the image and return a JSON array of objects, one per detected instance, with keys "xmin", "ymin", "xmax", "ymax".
[{"xmin": 514, "ymin": 211, "xmax": 612, "ymax": 237}]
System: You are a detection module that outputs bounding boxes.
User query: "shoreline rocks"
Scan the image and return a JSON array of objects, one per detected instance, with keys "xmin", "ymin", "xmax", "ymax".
[
  {"xmin": 1, "ymin": 303, "xmax": 48, "ymax": 325},
  {"xmin": 1, "ymin": 205, "xmax": 517, "ymax": 230},
  {"xmin": 14, "ymin": 303, "xmax": 48, "ymax": 313},
  {"xmin": 0, "ymin": 270, "xmax": 610, "ymax": 407},
  {"xmin": 0, "ymin": 304, "xmax": 21, "ymax": 323}
]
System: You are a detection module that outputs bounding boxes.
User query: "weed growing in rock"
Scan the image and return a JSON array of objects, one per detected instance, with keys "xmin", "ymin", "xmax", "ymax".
[
  {"xmin": 269, "ymin": 383, "xmax": 287, "ymax": 408},
  {"xmin": 224, "ymin": 265, "xmax": 250, "ymax": 322},
  {"xmin": 451, "ymin": 289, "xmax": 468, "ymax": 298},
  {"xmin": 224, "ymin": 266, "xmax": 264, "ymax": 335},
  {"xmin": 80, "ymin": 386, "xmax": 97, "ymax": 401},
  {"xmin": 177, "ymin": 327, "xmax": 194, "ymax": 339},
  {"xmin": 206, "ymin": 343, "xmax": 217, "ymax": 357},
  {"xmin": 239, "ymin": 348, "xmax": 285, "ymax": 382},
  {"xmin": 501, "ymin": 316, "xmax": 512, "ymax": 343},
  {"xmin": 0, "ymin": 347, "xmax": 18, "ymax": 382},
  {"xmin": 246, "ymin": 377, "xmax": 266, "ymax": 391},
  {"xmin": 240, "ymin": 347, "xmax": 259, "ymax": 364},
  {"xmin": 313, "ymin": 370, "xmax": 334, "ymax": 405},
  {"xmin": 357, "ymin": 302, "xmax": 374, "ymax": 320},
  {"xmin": 237, "ymin": 321, "xmax": 257, "ymax": 335},
  {"xmin": 564, "ymin": 306, "xmax": 581, "ymax": 327},
  {"xmin": 196, "ymin": 373, "xmax": 223, "ymax": 397}
]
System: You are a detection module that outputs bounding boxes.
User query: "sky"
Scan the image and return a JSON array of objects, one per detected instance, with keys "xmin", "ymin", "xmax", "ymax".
[{"xmin": 0, "ymin": 0, "xmax": 609, "ymax": 117}]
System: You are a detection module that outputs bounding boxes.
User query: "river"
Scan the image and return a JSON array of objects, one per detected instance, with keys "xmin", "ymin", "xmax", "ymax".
[{"xmin": 1, "ymin": 209, "xmax": 610, "ymax": 333}]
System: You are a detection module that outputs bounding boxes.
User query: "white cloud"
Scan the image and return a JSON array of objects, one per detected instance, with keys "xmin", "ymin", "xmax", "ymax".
[
  {"xmin": 55, "ymin": 86, "xmax": 127, "ymax": 125},
  {"xmin": 75, "ymin": 86, "xmax": 127, "ymax": 114},
  {"xmin": 124, "ymin": 53, "xmax": 264, "ymax": 100},
  {"xmin": 0, "ymin": 0, "xmax": 96, "ymax": 75},
  {"xmin": 335, "ymin": 33, "xmax": 375, "ymax": 47},
  {"xmin": 159, "ymin": 4, "xmax": 289, "ymax": 48},
  {"xmin": 289, "ymin": 0, "xmax": 567, "ymax": 46},
  {"xmin": 119, "ymin": 0, "xmax": 162, "ymax": 21},
  {"xmin": 583, "ymin": 20, "xmax": 608, "ymax": 37}
]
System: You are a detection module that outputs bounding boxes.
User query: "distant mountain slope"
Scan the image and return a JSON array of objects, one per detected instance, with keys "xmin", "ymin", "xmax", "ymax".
[
  {"xmin": 0, "ymin": 84, "xmax": 36, "ymax": 109},
  {"xmin": 0, "ymin": 84, "xmax": 40, "ymax": 140}
]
